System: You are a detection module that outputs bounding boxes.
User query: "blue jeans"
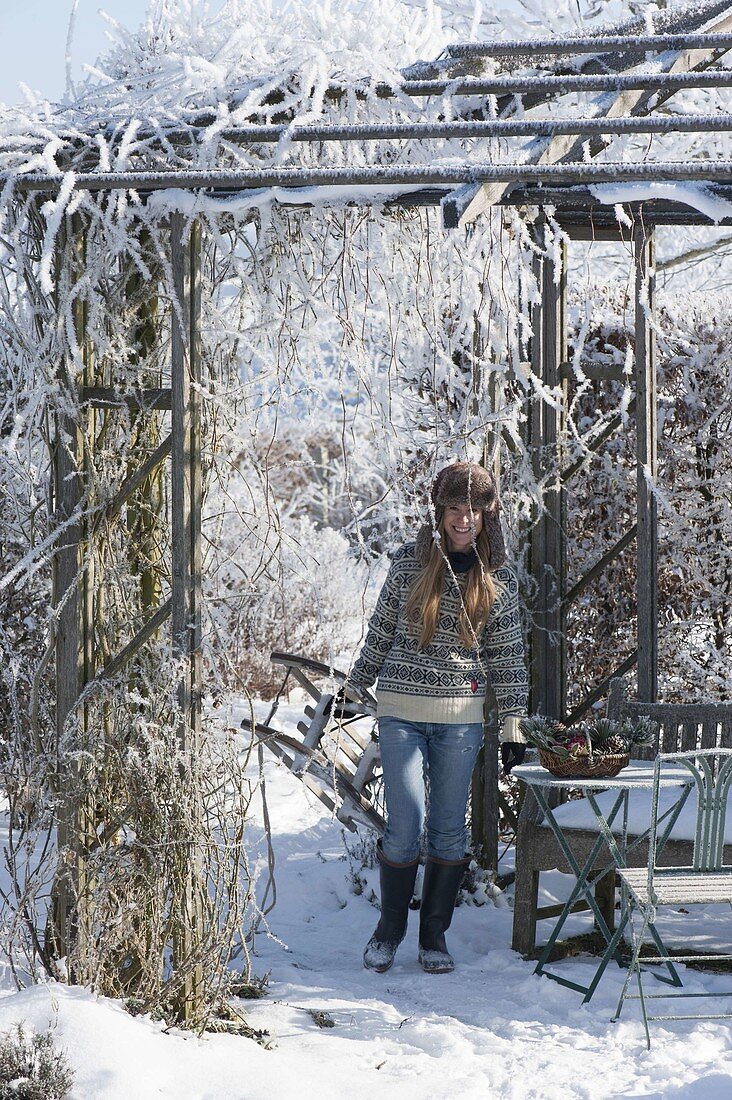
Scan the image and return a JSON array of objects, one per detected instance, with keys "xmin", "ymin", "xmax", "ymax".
[{"xmin": 378, "ymin": 716, "xmax": 484, "ymax": 864}]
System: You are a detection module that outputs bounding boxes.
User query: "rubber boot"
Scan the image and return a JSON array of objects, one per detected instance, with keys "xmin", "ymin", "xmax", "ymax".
[
  {"xmin": 363, "ymin": 845, "xmax": 419, "ymax": 973},
  {"xmin": 418, "ymin": 856, "xmax": 470, "ymax": 974}
]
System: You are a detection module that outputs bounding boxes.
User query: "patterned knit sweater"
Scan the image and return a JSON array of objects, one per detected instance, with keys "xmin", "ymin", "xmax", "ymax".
[{"xmin": 349, "ymin": 543, "xmax": 528, "ymax": 741}]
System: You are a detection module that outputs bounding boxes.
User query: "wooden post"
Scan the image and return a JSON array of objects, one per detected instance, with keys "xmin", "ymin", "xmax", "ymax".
[
  {"xmin": 76, "ymin": 217, "xmax": 100, "ymax": 976},
  {"xmin": 51, "ymin": 215, "xmax": 96, "ymax": 967},
  {"xmin": 170, "ymin": 214, "xmax": 204, "ymax": 1020},
  {"xmin": 469, "ymin": 309, "xmax": 502, "ymax": 869},
  {"xmin": 126, "ymin": 229, "xmax": 163, "ymax": 613},
  {"xmin": 634, "ymin": 217, "xmax": 658, "ymax": 702},
  {"xmin": 529, "ymin": 220, "xmax": 567, "ymax": 720},
  {"xmin": 51, "ymin": 219, "xmax": 82, "ymax": 962}
]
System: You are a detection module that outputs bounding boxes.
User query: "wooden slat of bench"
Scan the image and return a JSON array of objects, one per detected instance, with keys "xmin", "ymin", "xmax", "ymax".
[
  {"xmin": 680, "ymin": 718, "xmax": 699, "ymax": 752},
  {"xmin": 324, "ymin": 732, "xmax": 363, "ymax": 769},
  {"xmin": 271, "ymin": 650, "xmax": 348, "ymax": 685},
  {"xmin": 658, "ymin": 719, "xmax": 677, "ymax": 754},
  {"xmin": 257, "ymin": 724, "xmax": 360, "ymax": 810},
  {"xmin": 351, "ymin": 741, "xmax": 381, "ymax": 794},
  {"xmin": 701, "ymin": 719, "xmax": 719, "ymax": 750},
  {"xmin": 255, "ymin": 726, "xmax": 339, "ymax": 811},
  {"xmin": 721, "ymin": 719, "xmax": 732, "ymax": 749},
  {"xmin": 331, "ymin": 718, "xmax": 374, "ymax": 752},
  {"xmin": 622, "ymin": 701, "xmax": 732, "ymax": 724},
  {"xmin": 537, "ymin": 898, "xmax": 593, "ymax": 921}
]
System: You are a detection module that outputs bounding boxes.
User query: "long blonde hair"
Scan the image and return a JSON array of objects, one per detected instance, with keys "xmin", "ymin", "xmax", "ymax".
[{"xmin": 405, "ymin": 518, "xmax": 497, "ymax": 649}]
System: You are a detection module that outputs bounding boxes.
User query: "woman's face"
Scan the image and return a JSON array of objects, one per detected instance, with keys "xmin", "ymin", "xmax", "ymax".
[{"xmin": 444, "ymin": 504, "xmax": 483, "ymax": 552}]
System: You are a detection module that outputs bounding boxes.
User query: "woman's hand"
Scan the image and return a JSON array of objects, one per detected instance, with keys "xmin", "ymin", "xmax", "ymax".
[
  {"xmin": 500, "ymin": 742, "xmax": 526, "ymax": 775},
  {"xmin": 322, "ymin": 688, "xmax": 348, "ymax": 718}
]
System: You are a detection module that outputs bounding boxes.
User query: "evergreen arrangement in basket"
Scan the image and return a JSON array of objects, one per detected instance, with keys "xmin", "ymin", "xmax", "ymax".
[{"xmin": 518, "ymin": 715, "xmax": 658, "ymax": 778}]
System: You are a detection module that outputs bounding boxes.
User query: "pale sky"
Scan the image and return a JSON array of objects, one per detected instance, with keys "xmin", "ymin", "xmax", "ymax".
[{"xmin": 0, "ymin": 1, "xmax": 175, "ymax": 105}]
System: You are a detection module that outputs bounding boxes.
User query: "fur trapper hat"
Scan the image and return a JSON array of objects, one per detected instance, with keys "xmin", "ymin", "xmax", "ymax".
[{"xmin": 414, "ymin": 462, "xmax": 506, "ymax": 569}]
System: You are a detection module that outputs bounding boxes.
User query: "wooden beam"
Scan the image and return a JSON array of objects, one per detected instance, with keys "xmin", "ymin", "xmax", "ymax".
[
  {"xmin": 170, "ymin": 214, "xmax": 204, "ymax": 1020},
  {"xmin": 15, "ymin": 159, "xmax": 732, "ymax": 196},
  {"xmin": 471, "ymin": 344, "xmax": 503, "ymax": 871},
  {"xmin": 103, "ymin": 433, "xmax": 172, "ymax": 524},
  {"xmin": 562, "ymin": 524, "xmax": 638, "ymax": 608},
  {"xmin": 392, "ymin": 69, "xmax": 732, "ymax": 98},
  {"xmin": 80, "ymin": 386, "xmax": 171, "ymax": 411},
  {"xmin": 149, "ymin": 112, "xmax": 732, "ymax": 147},
  {"xmin": 472, "ymin": 696, "xmax": 500, "ymax": 870},
  {"xmin": 100, "ymin": 599, "xmax": 172, "ymax": 680},
  {"xmin": 442, "ymin": 183, "xmax": 483, "ymax": 231},
  {"xmin": 171, "ymin": 217, "xmax": 199, "ymax": 698},
  {"xmin": 492, "ymin": 186, "xmax": 732, "ymax": 227},
  {"xmin": 561, "ymin": 399, "xmax": 636, "ymax": 485},
  {"xmin": 51, "ymin": 218, "xmax": 83, "ymax": 963},
  {"xmin": 634, "ymin": 220, "xmax": 658, "ymax": 703},
  {"xmin": 447, "ymin": 31, "xmax": 732, "ymax": 58},
  {"xmin": 565, "ymin": 650, "xmax": 639, "ymax": 726},
  {"xmin": 529, "ymin": 221, "xmax": 567, "ymax": 720},
  {"xmin": 558, "ymin": 221, "xmax": 636, "ymax": 241},
  {"xmin": 559, "ymin": 360, "xmax": 627, "ymax": 383}
]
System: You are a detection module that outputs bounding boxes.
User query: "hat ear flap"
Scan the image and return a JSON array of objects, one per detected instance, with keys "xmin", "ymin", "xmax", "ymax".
[
  {"xmin": 484, "ymin": 517, "xmax": 506, "ymax": 569},
  {"xmin": 414, "ymin": 524, "xmax": 432, "ymax": 566}
]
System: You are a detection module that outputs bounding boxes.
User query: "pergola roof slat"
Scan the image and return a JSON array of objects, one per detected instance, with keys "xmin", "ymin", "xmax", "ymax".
[
  {"xmin": 11, "ymin": 160, "xmax": 732, "ymax": 195},
  {"xmin": 165, "ymin": 113, "xmax": 732, "ymax": 145},
  {"xmin": 445, "ymin": 32, "xmax": 732, "ymax": 57},
  {"xmin": 394, "ymin": 70, "xmax": 732, "ymax": 98}
]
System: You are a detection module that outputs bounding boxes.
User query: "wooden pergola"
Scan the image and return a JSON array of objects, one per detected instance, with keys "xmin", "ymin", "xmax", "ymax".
[{"xmin": 5, "ymin": 0, "xmax": 732, "ymax": 1005}]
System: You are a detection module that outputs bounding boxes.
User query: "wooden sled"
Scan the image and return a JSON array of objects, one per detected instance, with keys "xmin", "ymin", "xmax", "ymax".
[{"xmin": 249, "ymin": 651, "xmax": 384, "ymax": 834}]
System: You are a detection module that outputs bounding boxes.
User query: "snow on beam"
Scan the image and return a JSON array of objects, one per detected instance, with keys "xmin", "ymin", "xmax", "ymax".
[
  {"xmin": 394, "ymin": 70, "xmax": 732, "ymax": 98},
  {"xmin": 445, "ymin": 32, "xmax": 732, "ymax": 58},
  {"xmin": 14, "ymin": 163, "xmax": 732, "ymax": 196},
  {"xmin": 405, "ymin": 0, "xmax": 732, "ymax": 78},
  {"xmin": 460, "ymin": 7, "xmax": 732, "ymax": 224},
  {"xmin": 496, "ymin": 184, "xmax": 732, "ymax": 226},
  {"xmin": 164, "ymin": 113, "xmax": 732, "ymax": 146},
  {"xmin": 441, "ymin": 184, "xmax": 482, "ymax": 230}
]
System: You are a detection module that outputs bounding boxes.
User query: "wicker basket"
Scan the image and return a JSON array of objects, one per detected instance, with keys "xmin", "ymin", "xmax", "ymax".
[{"xmin": 538, "ymin": 749, "xmax": 630, "ymax": 779}]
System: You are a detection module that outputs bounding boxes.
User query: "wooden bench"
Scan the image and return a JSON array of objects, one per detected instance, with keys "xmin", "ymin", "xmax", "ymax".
[
  {"xmin": 249, "ymin": 651, "xmax": 385, "ymax": 834},
  {"xmin": 511, "ymin": 679, "xmax": 732, "ymax": 956}
]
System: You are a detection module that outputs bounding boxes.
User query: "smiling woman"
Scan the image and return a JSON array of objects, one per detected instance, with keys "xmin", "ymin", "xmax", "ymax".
[{"xmin": 345, "ymin": 461, "xmax": 529, "ymax": 975}]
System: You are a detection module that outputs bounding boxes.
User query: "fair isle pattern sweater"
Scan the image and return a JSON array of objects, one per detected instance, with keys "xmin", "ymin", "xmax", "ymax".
[{"xmin": 349, "ymin": 544, "xmax": 528, "ymax": 741}]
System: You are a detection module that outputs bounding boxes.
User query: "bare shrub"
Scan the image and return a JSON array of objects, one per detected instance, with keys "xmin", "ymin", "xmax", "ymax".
[{"xmin": 0, "ymin": 1024, "xmax": 74, "ymax": 1100}]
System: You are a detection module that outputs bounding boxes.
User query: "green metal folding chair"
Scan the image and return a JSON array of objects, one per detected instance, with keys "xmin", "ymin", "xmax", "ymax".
[{"xmin": 612, "ymin": 749, "xmax": 732, "ymax": 1047}]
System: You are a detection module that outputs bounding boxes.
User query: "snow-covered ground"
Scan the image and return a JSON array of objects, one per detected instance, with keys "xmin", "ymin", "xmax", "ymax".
[{"xmin": 2, "ymin": 718, "xmax": 732, "ymax": 1099}]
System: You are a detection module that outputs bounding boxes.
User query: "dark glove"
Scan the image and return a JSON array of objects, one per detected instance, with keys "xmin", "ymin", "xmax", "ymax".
[
  {"xmin": 501, "ymin": 742, "xmax": 526, "ymax": 776},
  {"xmin": 322, "ymin": 688, "xmax": 348, "ymax": 718}
]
